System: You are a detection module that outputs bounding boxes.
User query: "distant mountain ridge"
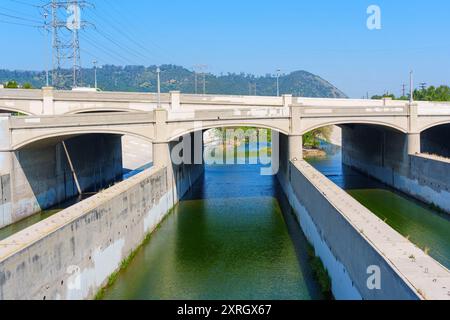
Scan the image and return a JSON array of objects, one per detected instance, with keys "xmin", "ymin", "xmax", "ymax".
[{"xmin": 0, "ymin": 65, "xmax": 347, "ymax": 98}]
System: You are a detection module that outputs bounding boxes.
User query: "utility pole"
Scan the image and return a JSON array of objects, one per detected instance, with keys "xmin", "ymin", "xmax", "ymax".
[
  {"xmin": 93, "ymin": 60, "xmax": 97, "ymax": 89},
  {"xmin": 194, "ymin": 70, "xmax": 198, "ymax": 94},
  {"xmin": 419, "ymin": 82, "xmax": 427, "ymax": 90},
  {"xmin": 409, "ymin": 71, "xmax": 414, "ymax": 103},
  {"xmin": 276, "ymin": 69, "xmax": 281, "ymax": 96},
  {"xmin": 402, "ymin": 84, "xmax": 406, "ymax": 97},
  {"xmin": 43, "ymin": 12, "xmax": 50, "ymax": 87},
  {"xmin": 44, "ymin": 0, "xmax": 90, "ymax": 89},
  {"xmin": 156, "ymin": 66, "xmax": 161, "ymax": 108}
]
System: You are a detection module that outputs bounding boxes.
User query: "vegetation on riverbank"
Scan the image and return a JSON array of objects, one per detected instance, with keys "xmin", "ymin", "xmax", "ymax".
[
  {"xmin": 305, "ymin": 242, "xmax": 333, "ymax": 299},
  {"xmin": 94, "ymin": 206, "xmax": 176, "ymax": 300}
]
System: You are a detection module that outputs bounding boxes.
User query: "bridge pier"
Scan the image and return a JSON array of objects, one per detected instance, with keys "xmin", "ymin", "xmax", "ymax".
[
  {"xmin": 289, "ymin": 135, "xmax": 303, "ymax": 161},
  {"xmin": 152, "ymin": 142, "xmax": 171, "ymax": 168},
  {"xmin": 407, "ymin": 133, "xmax": 421, "ymax": 155}
]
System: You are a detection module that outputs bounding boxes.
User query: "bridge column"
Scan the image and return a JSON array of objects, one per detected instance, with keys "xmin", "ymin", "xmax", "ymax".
[
  {"xmin": 42, "ymin": 87, "xmax": 54, "ymax": 115},
  {"xmin": 153, "ymin": 108, "xmax": 170, "ymax": 168},
  {"xmin": 407, "ymin": 133, "xmax": 421, "ymax": 155},
  {"xmin": 408, "ymin": 102, "xmax": 420, "ymax": 155},
  {"xmin": 289, "ymin": 135, "xmax": 303, "ymax": 161},
  {"xmin": 289, "ymin": 99, "xmax": 303, "ymax": 161}
]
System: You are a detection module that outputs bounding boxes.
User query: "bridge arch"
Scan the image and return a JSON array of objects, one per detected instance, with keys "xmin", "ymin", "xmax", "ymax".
[
  {"xmin": 168, "ymin": 122, "xmax": 289, "ymax": 142},
  {"xmin": 0, "ymin": 106, "xmax": 34, "ymax": 115},
  {"xmin": 64, "ymin": 107, "xmax": 144, "ymax": 115},
  {"xmin": 300, "ymin": 119, "xmax": 408, "ymax": 135},
  {"xmin": 419, "ymin": 121, "xmax": 450, "ymax": 158},
  {"xmin": 12, "ymin": 129, "xmax": 154, "ymax": 151},
  {"xmin": 419, "ymin": 120, "xmax": 450, "ymax": 133}
]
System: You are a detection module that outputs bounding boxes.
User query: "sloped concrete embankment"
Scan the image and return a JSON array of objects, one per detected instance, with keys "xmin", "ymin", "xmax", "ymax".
[
  {"xmin": 277, "ymin": 160, "xmax": 450, "ymax": 300},
  {"xmin": 0, "ymin": 161, "xmax": 203, "ymax": 300}
]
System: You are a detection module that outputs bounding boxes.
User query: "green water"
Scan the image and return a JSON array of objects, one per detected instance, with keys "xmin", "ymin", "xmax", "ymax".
[
  {"xmin": 306, "ymin": 144, "xmax": 450, "ymax": 270},
  {"xmin": 102, "ymin": 164, "xmax": 324, "ymax": 300}
]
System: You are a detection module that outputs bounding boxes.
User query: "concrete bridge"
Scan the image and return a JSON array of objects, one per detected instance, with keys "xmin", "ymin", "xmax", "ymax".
[
  {"xmin": 1, "ymin": 87, "xmax": 450, "ymax": 300},
  {"xmin": 2, "ymin": 87, "xmax": 450, "ymax": 154}
]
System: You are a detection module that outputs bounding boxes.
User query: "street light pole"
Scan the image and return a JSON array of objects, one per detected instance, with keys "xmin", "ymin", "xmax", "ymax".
[
  {"xmin": 276, "ymin": 69, "xmax": 281, "ymax": 96},
  {"xmin": 157, "ymin": 66, "xmax": 161, "ymax": 108},
  {"xmin": 44, "ymin": 12, "xmax": 49, "ymax": 87},
  {"xmin": 93, "ymin": 60, "xmax": 98, "ymax": 90}
]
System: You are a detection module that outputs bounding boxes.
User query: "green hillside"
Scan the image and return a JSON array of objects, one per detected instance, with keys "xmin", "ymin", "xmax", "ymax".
[{"xmin": 0, "ymin": 65, "xmax": 347, "ymax": 98}]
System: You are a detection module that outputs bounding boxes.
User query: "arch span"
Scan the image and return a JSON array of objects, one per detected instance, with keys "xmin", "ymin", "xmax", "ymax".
[
  {"xmin": 419, "ymin": 120, "xmax": 450, "ymax": 133},
  {"xmin": 65, "ymin": 107, "xmax": 144, "ymax": 115},
  {"xmin": 12, "ymin": 129, "xmax": 154, "ymax": 151},
  {"xmin": 168, "ymin": 122, "xmax": 289, "ymax": 142},
  {"xmin": 300, "ymin": 119, "xmax": 408, "ymax": 135},
  {"xmin": 0, "ymin": 106, "xmax": 34, "ymax": 116}
]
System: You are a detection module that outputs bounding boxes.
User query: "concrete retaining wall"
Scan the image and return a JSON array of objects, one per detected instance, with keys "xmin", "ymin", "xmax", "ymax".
[
  {"xmin": 0, "ymin": 157, "xmax": 204, "ymax": 300},
  {"xmin": 342, "ymin": 125, "xmax": 450, "ymax": 213},
  {"xmin": 0, "ymin": 134, "xmax": 124, "ymax": 229},
  {"xmin": 278, "ymin": 159, "xmax": 450, "ymax": 300}
]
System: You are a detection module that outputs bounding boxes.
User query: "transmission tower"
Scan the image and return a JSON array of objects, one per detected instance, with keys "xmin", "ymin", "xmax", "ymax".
[{"xmin": 43, "ymin": 1, "xmax": 90, "ymax": 88}]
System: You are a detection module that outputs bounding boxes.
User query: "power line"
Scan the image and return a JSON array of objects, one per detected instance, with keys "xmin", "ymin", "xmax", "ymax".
[
  {"xmin": 80, "ymin": 33, "xmax": 134, "ymax": 66},
  {"xmin": 0, "ymin": 5, "xmax": 43, "ymax": 20},
  {"xmin": 97, "ymin": 0, "xmax": 173, "ymax": 63},
  {"xmin": 7, "ymin": 0, "xmax": 40, "ymax": 8},
  {"xmin": 0, "ymin": 11, "xmax": 42, "ymax": 23},
  {"xmin": 84, "ymin": 7, "xmax": 160, "ymax": 63},
  {"xmin": 0, "ymin": 18, "xmax": 41, "ymax": 27}
]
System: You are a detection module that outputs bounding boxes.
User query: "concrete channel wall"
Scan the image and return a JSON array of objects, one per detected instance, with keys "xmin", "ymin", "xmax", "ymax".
[
  {"xmin": 277, "ymin": 160, "xmax": 450, "ymax": 300},
  {"xmin": 0, "ymin": 160, "xmax": 204, "ymax": 300},
  {"xmin": 342, "ymin": 125, "xmax": 450, "ymax": 213},
  {"xmin": 0, "ymin": 134, "xmax": 124, "ymax": 229}
]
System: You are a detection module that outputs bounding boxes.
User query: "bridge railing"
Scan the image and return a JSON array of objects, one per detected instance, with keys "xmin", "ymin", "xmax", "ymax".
[
  {"xmin": 417, "ymin": 101, "xmax": 450, "ymax": 115},
  {"xmin": 0, "ymin": 88, "xmax": 42, "ymax": 100},
  {"xmin": 168, "ymin": 107, "xmax": 290, "ymax": 121},
  {"xmin": 53, "ymin": 90, "xmax": 168, "ymax": 103},
  {"xmin": 298, "ymin": 100, "xmax": 409, "ymax": 117},
  {"xmin": 179, "ymin": 93, "xmax": 284, "ymax": 107},
  {"xmin": 8, "ymin": 112, "xmax": 155, "ymax": 129}
]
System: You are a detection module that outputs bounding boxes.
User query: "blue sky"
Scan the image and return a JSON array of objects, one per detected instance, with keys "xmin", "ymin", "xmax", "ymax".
[{"xmin": 0, "ymin": 0, "xmax": 449, "ymax": 97}]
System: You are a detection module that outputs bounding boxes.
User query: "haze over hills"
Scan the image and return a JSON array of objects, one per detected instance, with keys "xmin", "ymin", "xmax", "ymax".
[{"xmin": 0, "ymin": 65, "xmax": 347, "ymax": 98}]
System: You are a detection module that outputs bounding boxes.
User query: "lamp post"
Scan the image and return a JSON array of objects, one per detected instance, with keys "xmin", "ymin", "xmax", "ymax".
[
  {"xmin": 157, "ymin": 66, "xmax": 161, "ymax": 108},
  {"xmin": 93, "ymin": 60, "xmax": 98, "ymax": 90},
  {"xmin": 44, "ymin": 12, "xmax": 50, "ymax": 87},
  {"xmin": 276, "ymin": 69, "xmax": 281, "ymax": 97}
]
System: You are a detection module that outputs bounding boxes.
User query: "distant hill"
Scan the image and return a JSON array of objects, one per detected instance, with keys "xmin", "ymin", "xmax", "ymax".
[{"xmin": 0, "ymin": 65, "xmax": 347, "ymax": 98}]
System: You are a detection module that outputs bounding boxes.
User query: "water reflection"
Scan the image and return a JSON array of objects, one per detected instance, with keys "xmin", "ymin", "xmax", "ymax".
[{"xmin": 102, "ymin": 164, "xmax": 324, "ymax": 300}]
